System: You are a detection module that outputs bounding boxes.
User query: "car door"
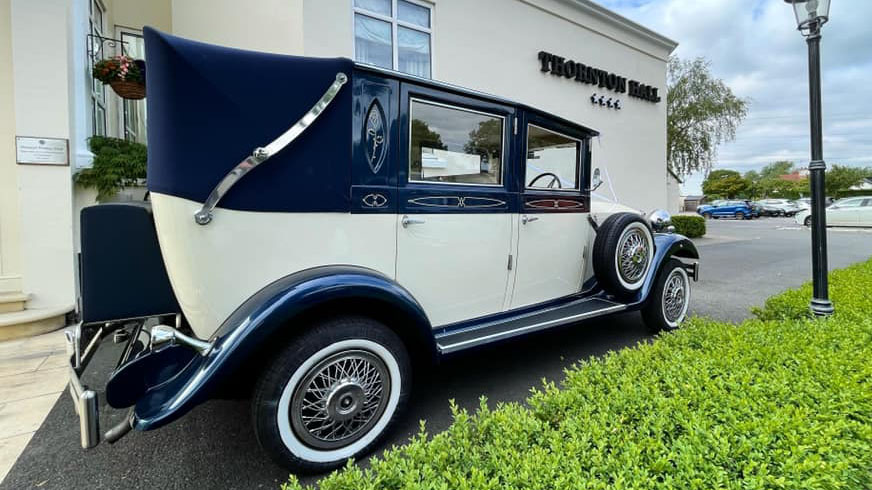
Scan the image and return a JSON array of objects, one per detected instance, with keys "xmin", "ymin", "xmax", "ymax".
[
  {"xmin": 860, "ymin": 199, "xmax": 872, "ymax": 226},
  {"xmin": 509, "ymin": 115, "xmax": 589, "ymax": 310},
  {"xmin": 395, "ymin": 87, "xmax": 515, "ymax": 327},
  {"xmin": 827, "ymin": 198, "xmax": 862, "ymax": 226}
]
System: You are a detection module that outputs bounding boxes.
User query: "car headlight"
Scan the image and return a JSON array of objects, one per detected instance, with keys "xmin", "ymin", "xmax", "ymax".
[{"xmin": 647, "ymin": 209, "xmax": 673, "ymax": 233}]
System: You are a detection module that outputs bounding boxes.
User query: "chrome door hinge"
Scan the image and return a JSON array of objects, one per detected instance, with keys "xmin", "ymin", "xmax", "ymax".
[
  {"xmin": 507, "ymin": 254, "xmax": 513, "ymax": 270},
  {"xmin": 513, "ymin": 116, "xmax": 518, "ymax": 135}
]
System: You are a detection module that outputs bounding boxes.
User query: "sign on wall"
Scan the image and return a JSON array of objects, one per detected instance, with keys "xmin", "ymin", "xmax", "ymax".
[
  {"xmin": 15, "ymin": 136, "xmax": 69, "ymax": 166},
  {"xmin": 537, "ymin": 51, "xmax": 663, "ymax": 108}
]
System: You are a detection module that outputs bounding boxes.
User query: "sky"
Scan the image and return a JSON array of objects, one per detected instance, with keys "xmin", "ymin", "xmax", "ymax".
[{"xmin": 597, "ymin": 0, "xmax": 872, "ymax": 194}]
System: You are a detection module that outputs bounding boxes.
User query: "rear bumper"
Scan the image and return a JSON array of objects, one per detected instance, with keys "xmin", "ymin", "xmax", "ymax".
[{"xmin": 64, "ymin": 322, "xmax": 108, "ymax": 448}]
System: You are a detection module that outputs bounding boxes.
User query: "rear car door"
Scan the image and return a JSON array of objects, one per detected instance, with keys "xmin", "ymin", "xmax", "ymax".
[
  {"xmin": 395, "ymin": 86, "xmax": 515, "ymax": 327},
  {"xmin": 860, "ymin": 199, "xmax": 872, "ymax": 226},
  {"xmin": 828, "ymin": 198, "xmax": 862, "ymax": 226},
  {"xmin": 509, "ymin": 114, "xmax": 589, "ymax": 310}
]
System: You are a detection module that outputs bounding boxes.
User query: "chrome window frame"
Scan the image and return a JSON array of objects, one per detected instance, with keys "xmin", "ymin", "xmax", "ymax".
[
  {"xmin": 407, "ymin": 97, "xmax": 507, "ymax": 188},
  {"xmin": 524, "ymin": 123, "xmax": 583, "ymax": 192}
]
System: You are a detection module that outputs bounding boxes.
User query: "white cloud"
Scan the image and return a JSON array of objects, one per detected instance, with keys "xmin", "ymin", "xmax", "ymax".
[{"xmin": 598, "ymin": 0, "xmax": 872, "ymax": 194}]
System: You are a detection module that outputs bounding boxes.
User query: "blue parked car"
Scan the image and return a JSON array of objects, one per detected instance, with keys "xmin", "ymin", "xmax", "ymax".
[{"xmin": 697, "ymin": 200, "xmax": 753, "ymax": 219}]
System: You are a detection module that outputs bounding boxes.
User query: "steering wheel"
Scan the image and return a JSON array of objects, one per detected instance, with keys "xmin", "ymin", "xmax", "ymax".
[{"xmin": 528, "ymin": 172, "xmax": 562, "ymax": 189}]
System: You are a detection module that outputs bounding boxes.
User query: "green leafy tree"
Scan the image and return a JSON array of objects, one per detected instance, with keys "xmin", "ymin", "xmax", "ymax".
[
  {"xmin": 702, "ymin": 169, "xmax": 749, "ymax": 198},
  {"xmin": 667, "ymin": 56, "xmax": 749, "ymax": 176},
  {"xmin": 759, "ymin": 161, "xmax": 795, "ymax": 180},
  {"xmin": 826, "ymin": 165, "xmax": 870, "ymax": 194}
]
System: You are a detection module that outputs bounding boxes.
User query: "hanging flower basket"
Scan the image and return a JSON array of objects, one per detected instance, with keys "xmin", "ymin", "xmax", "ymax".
[
  {"xmin": 109, "ymin": 80, "xmax": 146, "ymax": 100},
  {"xmin": 93, "ymin": 56, "xmax": 146, "ymax": 100}
]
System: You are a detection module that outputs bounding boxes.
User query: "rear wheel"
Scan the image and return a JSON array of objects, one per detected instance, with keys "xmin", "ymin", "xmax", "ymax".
[
  {"xmin": 642, "ymin": 259, "xmax": 691, "ymax": 333},
  {"xmin": 252, "ymin": 316, "xmax": 411, "ymax": 474},
  {"xmin": 734, "ymin": 211, "xmax": 744, "ymax": 220}
]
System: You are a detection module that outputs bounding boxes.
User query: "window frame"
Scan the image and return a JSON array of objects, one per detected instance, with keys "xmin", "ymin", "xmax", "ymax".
[
  {"xmin": 115, "ymin": 26, "xmax": 147, "ymax": 143},
  {"xmin": 352, "ymin": 0, "xmax": 434, "ymax": 78},
  {"xmin": 524, "ymin": 123, "xmax": 583, "ymax": 192},
  {"xmin": 407, "ymin": 97, "xmax": 507, "ymax": 188},
  {"xmin": 89, "ymin": 0, "xmax": 107, "ymax": 137}
]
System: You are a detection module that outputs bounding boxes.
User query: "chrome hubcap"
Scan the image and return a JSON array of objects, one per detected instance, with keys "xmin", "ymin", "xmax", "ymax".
[
  {"xmin": 290, "ymin": 349, "xmax": 389, "ymax": 450},
  {"xmin": 618, "ymin": 228, "xmax": 649, "ymax": 284},
  {"xmin": 663, "ymin": 269, "xmax": 689, "ymax": 324}
]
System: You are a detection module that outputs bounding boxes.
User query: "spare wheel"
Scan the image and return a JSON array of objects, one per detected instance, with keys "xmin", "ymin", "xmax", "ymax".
[{"xmin": 592, "ymin": 212, "xmax": 654, "ymax": 298}]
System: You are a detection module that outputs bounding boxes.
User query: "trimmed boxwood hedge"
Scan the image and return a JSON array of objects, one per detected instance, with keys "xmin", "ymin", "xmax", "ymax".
[
  {"xmin": 284, "ymin": 258, "xmax": 872, "ymax": 490},
  {"xmin": 670, "ymin": 214, "xmax": 706, "ymax": 238}
]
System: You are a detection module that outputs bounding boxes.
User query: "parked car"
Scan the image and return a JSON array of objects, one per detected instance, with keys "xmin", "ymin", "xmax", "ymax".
[
  {"xmin": 743, "ymin": 200, "xmax": 762, "ymax": 218},
  {"xmin": 64, "ymin": 29, "xmax": 700, "ymax": 474},
  {"xmin": 795, "ymin": 196, "xmax": 872, "ymax": 227},
  {"xmin": 758, "ymin": 199, "xmax": 801, "ymax": 217},
  {"xmin": 697, "ymin": 200, "xmax": 754, "ymax": 219},
  {"xmin": 794, "ymin": 198, "xmax": 811, "ymax": 211}
]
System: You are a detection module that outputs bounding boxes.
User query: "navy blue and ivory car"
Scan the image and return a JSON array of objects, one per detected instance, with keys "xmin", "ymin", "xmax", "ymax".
[{"xmin": 66, "ymin": 28, "xmax": 700, "ymax": 473}]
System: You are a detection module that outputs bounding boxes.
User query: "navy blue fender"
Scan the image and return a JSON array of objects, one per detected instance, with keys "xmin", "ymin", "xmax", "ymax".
[
  {"xmin": 130, "ymin": 265, "xmax": 433, "ymax": 431},
  {"xmin": 628, "ymin": 233, "xmax": 699, "ymax": 307}
]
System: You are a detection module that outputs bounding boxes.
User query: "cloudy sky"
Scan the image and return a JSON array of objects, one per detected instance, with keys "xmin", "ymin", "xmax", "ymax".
[{"xmin": 597, "ymin": 0, "xmax": 872, "ymax": 194}]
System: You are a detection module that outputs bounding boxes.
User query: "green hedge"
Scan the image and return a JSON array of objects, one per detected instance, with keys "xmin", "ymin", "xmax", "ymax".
[
  {"xmin": 670, "ymin": 215, "xmax": 706, "ymax": 238},
  {"xmin": 285, "ymin": 259, "xmax": 872, "ymax": 490}
]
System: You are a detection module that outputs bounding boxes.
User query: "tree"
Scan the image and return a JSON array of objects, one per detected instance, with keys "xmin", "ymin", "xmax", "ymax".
[
  {"xmin": 667, "ymin": 57, "xmax": 748, "ymax": 176},
  {"xmin": 702, "ymin": 169, "xmax": 749, "ymax": 199},
  {"xmin": 826, "ymin": 165, "xmax": 870, "ymax": 194},
  {"xmin": 759, "ymin": 161, "xmax": 795, "ymax": 180}
]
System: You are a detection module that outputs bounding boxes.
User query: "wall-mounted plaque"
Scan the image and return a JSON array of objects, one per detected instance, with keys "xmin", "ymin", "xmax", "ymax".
[{"xmin": 15, "ymin": 136, "xmax": 69, "ymax": 166}]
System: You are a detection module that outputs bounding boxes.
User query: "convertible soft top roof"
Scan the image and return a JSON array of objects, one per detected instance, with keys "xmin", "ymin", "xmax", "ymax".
[{"xmin": 353, "ymin": 62, "xmax": 600, "ymax": 138}]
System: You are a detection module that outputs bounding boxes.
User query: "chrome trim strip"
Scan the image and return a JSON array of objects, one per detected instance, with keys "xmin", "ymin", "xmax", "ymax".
[
  {"xmin": 437, "ymin": 303, "xmax": 627, "ymax": 354},
  {"xmin": 407, "ymin": 196, "xmax": 506, "ymax": 208},
  {"xmin": 194, "ymin": 72, "xmax": 349, "ymax": 225}
]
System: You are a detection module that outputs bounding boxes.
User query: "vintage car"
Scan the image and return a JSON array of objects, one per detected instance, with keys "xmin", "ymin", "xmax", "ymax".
[{"xmin": 65, "ymin": 28, "xmax": 699, "ymax": 473}]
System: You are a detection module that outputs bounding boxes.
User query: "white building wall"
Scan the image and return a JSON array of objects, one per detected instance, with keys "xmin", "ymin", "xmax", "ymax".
[{"xmin": 303, "ymin": 0, "xmax": 673, "ymax": 212}]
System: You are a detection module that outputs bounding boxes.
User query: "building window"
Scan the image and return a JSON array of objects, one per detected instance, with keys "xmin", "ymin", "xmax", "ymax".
[
  {"xmin": 88, "ymin": 0, "xmax": 107, "ymax": 136},
  {"xmin": 409, "ymin": 99, "xmax": 504, "ymax": 186},
  {"xmin": 353, "ymin": 0, "xmax": 432, "ymax": 78},
  {"xmin": 117, "ymin": 28, "xmax": 147, "ymax": 144}
]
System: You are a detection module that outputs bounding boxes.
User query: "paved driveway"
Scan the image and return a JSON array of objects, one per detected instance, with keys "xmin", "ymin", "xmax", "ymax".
[{"xmin": 1, "ymin": 217, "xmax": 869, "ymax": 489}]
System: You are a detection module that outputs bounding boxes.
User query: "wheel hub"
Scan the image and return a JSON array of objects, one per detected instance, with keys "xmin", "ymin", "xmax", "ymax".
[{"xmin": 289, "ymin": 349, "xmax": 390, "ymax": 450}]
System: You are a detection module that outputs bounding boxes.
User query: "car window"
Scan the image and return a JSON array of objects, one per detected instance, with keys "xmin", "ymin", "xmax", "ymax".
[
  {"xmin": 525, "ymin": 124, "xmax": 580, "ymax": 190},
  {"xmin": 863, "ymin": 199, "xmax": 872, "ymax": 207},
  {"xmin": 835, "ymin": 199, "xmax": 862, "ymax": 208},
  {"xmin": 409, "ymin": 99, "xmax": 504, "ymax": 186}
]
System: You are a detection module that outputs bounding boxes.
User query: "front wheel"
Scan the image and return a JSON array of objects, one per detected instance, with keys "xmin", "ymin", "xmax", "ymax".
[
  {"xmin": 642, "ymin": 259, "xmax": 692, "ymax": 333},
  {"xmin": 252, "ymin": 316, "xmax": 411, "ymax": 474},
  {"xmin": 702, "ymin": 212, "xmax": 712, "ymax": 219},
  {"xmin": 804, "ymin": 215, "xmax": 812, "ymax": 227}
]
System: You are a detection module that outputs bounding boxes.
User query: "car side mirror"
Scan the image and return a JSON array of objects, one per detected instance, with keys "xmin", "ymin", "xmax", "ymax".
[{"xmin": 590, "ymin": 168, "xmax": 603, "ymax": 192}]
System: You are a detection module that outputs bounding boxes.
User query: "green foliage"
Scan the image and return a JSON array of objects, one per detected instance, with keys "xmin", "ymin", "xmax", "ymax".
[
  {"xmin": 74, "ymin": 136, "xmax": 147, "ymax": 201},
  {"xmin": 753, "ymin": 257, "xmax": 872, "ymax": 323},
  {"xmin": 284, "ymin": 259, "xmax": 872, "ymax": 490},
  {"xmin": 758, "ymin": 161, "xmax": 795, "ymax": 180},
  {"xmin": 833, "ymin": 188, "xmax": 872, "ymax": 199},
  {"xmin": 826, "ymin": 165, "xmax": 871, "ymax": 195},
  {"xmin": 670, "ymin": 215, "xmax": 706, "ymax": 238},
  {"xmin": 667, "ymin": 56, "xmax": 749, "ymax": 176},
  {"xmin": 701, "ymin": 169, "xmax": 749, "ymax": 198}
]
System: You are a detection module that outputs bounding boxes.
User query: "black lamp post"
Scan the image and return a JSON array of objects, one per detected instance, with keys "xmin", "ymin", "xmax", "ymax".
[{"xmin": 785, "ymin": 0, "xmax": 834, "ymax": 317}]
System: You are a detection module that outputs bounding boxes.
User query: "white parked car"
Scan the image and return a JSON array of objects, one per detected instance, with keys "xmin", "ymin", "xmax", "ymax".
[
  {"xmin": 758, "ymin": 199, "xmax": 802, "ymax": 217},
  {"xmin": 795, "ymin": 196, "xmax": 872, "ymax": 227},
  {"xmin": 64, "ymin": 29, "xmax": 700, "ymax": 474}
]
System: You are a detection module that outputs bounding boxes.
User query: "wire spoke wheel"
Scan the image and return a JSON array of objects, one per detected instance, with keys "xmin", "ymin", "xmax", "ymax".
[
  {"xmin": 617, "ymin": 228, "xmax": 650, "ymax": 284},
  {"xmin": 290, "ymin": 349, "xmax": 390, "ymax": 450},
  {"xmin": 662, "ymin": 268, "xmax": 689, "ymax": 324}
]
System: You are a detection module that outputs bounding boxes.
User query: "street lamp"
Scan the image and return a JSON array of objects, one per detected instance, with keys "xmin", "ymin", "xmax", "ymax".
[{"xmin": 785, "ymin": 0, "xmax": 834, "ymax": 317}]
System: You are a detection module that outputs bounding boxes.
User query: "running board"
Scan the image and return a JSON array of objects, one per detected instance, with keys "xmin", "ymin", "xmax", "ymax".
[{"xmin": 435, "ymin": 297, "xmax": 627, "ymax": 354}]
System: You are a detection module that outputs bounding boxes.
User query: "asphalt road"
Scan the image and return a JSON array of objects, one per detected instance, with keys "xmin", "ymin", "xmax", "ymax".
[{"xmin": 3, "ymin": 217, "xmax": 870, "ymax": 490}]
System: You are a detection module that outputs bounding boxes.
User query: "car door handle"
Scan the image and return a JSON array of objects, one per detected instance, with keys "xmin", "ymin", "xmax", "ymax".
[
  {"xmin": 522, "ymin": 215, "xmax": 539, "ymax": 225},
  {"xmin": 401, "ymin": 215, "xmax": 426, "ymax": 228}
]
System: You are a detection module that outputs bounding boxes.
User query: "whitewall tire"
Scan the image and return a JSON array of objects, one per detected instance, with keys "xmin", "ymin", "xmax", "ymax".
[
  {"xmin": 593, "ymin": 213, "xmax": 655, "ymax": 298},
  {"xmin": 642, "ymin": 259, "xmax": 691, "ymax": 333},
  {"xmin": 252, "ymin": 317, "xmax": 410, "ymax": 474}
]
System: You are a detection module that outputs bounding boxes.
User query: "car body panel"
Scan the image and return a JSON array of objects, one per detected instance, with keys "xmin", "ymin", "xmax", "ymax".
[{"xmin": 796, "ymin": 196, "xmax": 872, "ymax": 227}]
